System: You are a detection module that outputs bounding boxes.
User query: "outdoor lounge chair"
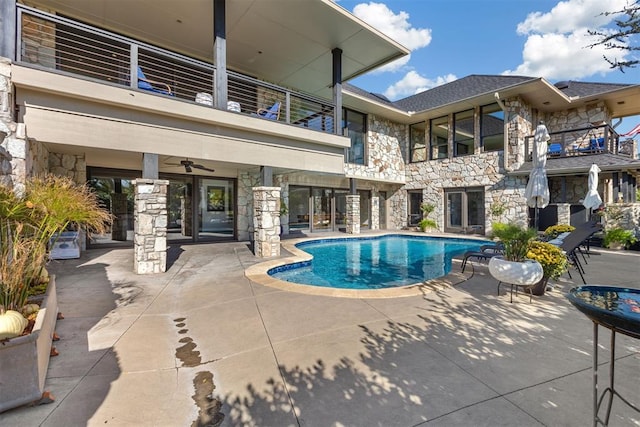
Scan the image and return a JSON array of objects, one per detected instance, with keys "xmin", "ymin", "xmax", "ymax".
[
  {"xmin": 461, "ymin": 243, "xmax": 504, "ymax": 273},
  {"xmin": 137, "ymin": 66, "xmax": 173, "ymax": 96},
  {"xmin": 255, "ymin": 102, "xmax": 281, "ymax": 120},
  {"xmin": 555, "ymin": 222, "xmax": 602, "ymax": 284}
]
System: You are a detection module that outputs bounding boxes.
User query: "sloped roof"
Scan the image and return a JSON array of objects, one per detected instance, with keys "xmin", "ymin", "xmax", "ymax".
[
  {"xmin": 343, "ymin": 83, "xmax": 399, "ymax": 108},
  {"xmin": 393, "ymin": 75, "xmax": 538, "ymax": 112},
  {"xmin": 553, "ymin": 80, "xmax": 633, "ymax": 98}
]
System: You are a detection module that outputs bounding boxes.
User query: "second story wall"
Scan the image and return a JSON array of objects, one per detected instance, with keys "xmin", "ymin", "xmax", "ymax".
[{"xmin": 345, "ymin": 114, "xmax": 406, "ymax": 184}]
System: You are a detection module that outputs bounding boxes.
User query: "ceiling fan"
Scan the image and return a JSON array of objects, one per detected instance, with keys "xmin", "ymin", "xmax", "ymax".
[{"xmin": 165, "ymin": 158, "xmax": 215, "ymax": 173}]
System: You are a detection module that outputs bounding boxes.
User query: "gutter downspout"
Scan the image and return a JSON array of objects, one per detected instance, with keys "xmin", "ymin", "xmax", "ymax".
[{"xmin": 494, "ymin": 92, "xmax": 511, "ymax": 171}]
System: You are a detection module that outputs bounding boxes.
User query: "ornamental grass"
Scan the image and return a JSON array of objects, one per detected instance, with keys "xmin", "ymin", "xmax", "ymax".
[{"xmin": 0, "ymin": 175, "xmax": 112, "ymax": 313}]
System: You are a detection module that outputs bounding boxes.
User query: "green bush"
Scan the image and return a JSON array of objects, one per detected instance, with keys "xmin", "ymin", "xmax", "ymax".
[
  {"xmin": 490, "ymin": 222, "xmax": 538, "ymax": 261},
  {"xmin": 603, "ymin": 228, "xmax": 637, "ymax": 249},
  {"xmin": 419, "ymin": 218, "xmax": 437, "ymax": 231}
]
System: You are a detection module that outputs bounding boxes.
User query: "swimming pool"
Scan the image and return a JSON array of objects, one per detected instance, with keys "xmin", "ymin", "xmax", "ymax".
[{"xmin": 269, "ymin": 235, "xmax": 487, "ymax": 290}]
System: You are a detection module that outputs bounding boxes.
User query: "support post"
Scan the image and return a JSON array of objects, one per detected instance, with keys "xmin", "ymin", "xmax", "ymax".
[
  {"xmin": 133, "ymin": 179, "xmax": 168, "ymax": 274},
  {"xmin": 253, "ymin": 186, "xmax": 280, "ymax": 257},
  {"xmin": 346, "ymin": 194, "xmax": 360, "ymax": 234},
  {"xmin": 213, "ymin": 0, "xmax": 228, "ymax": 110},
  {"xmin": 332, "ymin": 48, "xmax": 342, "ymax": 135}
]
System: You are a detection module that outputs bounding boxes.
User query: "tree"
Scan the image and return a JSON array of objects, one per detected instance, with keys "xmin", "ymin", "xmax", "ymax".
[{"xmin": 588, "ymin": 1, "xmax": 640, "ymax": 72}]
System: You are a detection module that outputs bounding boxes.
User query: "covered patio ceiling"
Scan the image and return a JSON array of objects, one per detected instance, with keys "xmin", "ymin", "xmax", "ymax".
[{"xmin": 24, "ymin": 0, "xmax": 409, "ymax": 98}]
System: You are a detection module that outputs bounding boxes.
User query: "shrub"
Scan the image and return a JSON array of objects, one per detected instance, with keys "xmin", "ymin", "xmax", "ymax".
[
  {"xmin": 526, "ymin": 241, "xmax": 568, "ymax": 279},
  {"xmin": 603, "ymin": 228, "xmax": 637, "ymax": 249},
  {"xmin": 543, "ymin": 224, "xmax": 575, "ymax": 239},
  {"xmin": 418, "ymin": 218, "xmax": 437, "ymax": 231},
  {"xmin": 490, "ymin": 222, "xmax": 538, "ymax": 261}
]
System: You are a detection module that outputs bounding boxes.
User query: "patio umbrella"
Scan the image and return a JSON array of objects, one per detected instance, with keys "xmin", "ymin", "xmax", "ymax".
[
  {"xmin": 582, "ymin": 163, "xmax": 602, "ymax": 214},
  {"xmin": 524, "ymin": 122, "xmax": 550, "ymax": 230}
]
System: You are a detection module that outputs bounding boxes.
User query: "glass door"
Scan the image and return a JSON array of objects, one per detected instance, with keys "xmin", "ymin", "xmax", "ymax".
[
  {"xmin": 408, "ymin": 191, "xmax": 422, "ymax": 226},
  {"xmin": 378, "ymin": 191, "xmax": 387, "ymax": 229},
  {"xmin": 198, "ymin": 178, "xmax": 235, "ymax": 240},
  {"xmin": 445, "ymin": 188, "xmax": 485, "ymax": 234},
  {"xmin": 166, "ymin": 176, "xmax": 194, "ymax": 241},
  {"xmin": 312, "ymin": 188, "xmax": 332, "ymax": 231},
  {"xmin": 289, "ymin": 186, "xmax": 310, "ymax": 231},
  {"xmin": 358, "ymin": 190, "xmax": 370, "ymax": 229},
  {"xmin": 334, "ymin": 189, "xmax": 348, "ymax": 231}
]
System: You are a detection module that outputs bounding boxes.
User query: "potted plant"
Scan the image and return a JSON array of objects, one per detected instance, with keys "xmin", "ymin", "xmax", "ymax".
[
  {"xmin": 603, "ymin": 228, "xmax": 637, "ymax": 250},
  {"xmin": 543, "ymin": 224, "xmax": 575, "ymax": 240},
  {"xmin": 525, "ymin": 241, "xmax": 569, "ymax": 295},
  {"xmin": 487, "ymin": 222, "xmax": 544, "ymax": 289},
  {"xmin": 0, "ymin": 175, "xmax": 111, "ymax": 412},
  {"xmin": 418, "ymin": 202, "xmax": 437, "ymax": 232},
  {"xmin": 418, "ymin": 218, "xmax": 437, "ymax": 232}
]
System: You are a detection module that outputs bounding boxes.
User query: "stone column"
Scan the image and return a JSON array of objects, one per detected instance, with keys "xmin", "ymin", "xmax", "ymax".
[
  {"xmin": 346, "ymin": 194, "xmax": 360, "ymax": 234},
  {"xmin": 370, "ymin": 196, "xmax": 380, "ymax": 230},
  {"xmin": 253, "ymin": 186, "xmax": 280, "ymax": 258},
  {"xmin": 133, "ymin": 179, "xmax": 168, "ymax": 274},
  {"xmin": 556, "ymin": 203, "xmax": 571, "ymax": 226}
]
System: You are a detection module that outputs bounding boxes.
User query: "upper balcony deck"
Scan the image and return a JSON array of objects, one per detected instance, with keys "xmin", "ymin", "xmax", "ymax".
[{"xmin": 16, "ymin": 6, "xmax": 336, "ymax": 135}]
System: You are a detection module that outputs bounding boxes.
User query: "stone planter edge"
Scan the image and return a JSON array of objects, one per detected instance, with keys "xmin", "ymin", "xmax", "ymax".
[{"xmin": 0, "ymin": 275, "xmax": 58, "ymax": 413}]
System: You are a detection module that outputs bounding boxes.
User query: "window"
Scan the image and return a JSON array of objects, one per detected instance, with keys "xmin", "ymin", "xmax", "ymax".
[
  {"xmin": 343, "ymin": 108, "xmax": 367, "ymax": 165},
  {"xmin": 409, "ymin": 122, "xmax": 426, "ymax": 162},
  {"xmin": 430, "ymin": 116, "xmax": 449, "ymax": 159},
  {"xmin": 454, "ymin": 110, "xmax": 474, "ymax": 157},
  {"xmin": 481, "ymin": 103, "xmax": 504, "ymax": 152}
]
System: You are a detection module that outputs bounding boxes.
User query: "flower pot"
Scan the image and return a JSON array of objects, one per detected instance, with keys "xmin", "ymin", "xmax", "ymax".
[
  {"xmin": 0, "ymin": 276, "xmax": 58, "ymax": 413},
  {"xmin": 488, "ymin": 256, "xmax": 544, "ymax": 286},
  {"xmin": 529, "ymin": 276, "xmax": 549, "ymax": 296}
]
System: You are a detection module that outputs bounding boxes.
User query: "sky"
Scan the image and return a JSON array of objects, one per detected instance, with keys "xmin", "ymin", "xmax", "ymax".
[{"xmin": 334, "ymin": 0, "xmax": 640, "ymax": 135}]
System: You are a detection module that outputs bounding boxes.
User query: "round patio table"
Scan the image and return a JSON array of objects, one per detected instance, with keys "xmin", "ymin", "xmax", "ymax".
[{"xmin": 567, "ymin": 285, "xmax": 640, "ymax": 426}]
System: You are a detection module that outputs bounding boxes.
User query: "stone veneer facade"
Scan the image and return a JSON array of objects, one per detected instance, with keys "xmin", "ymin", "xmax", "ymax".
[
  {"xmin": 345, "ymin": 195, "xmax": 360, "ymax": 234},
  {"xmin": 133, "ymin": 179, "xmax": 168, "ymax": 274},
  {"xmin": 253, "ymin": 187, "xmax": 280, "ymax": 258}
]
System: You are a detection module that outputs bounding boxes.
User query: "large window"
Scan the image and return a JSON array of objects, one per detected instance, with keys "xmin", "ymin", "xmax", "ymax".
[
  {"xmin": 430, "ymin": 116, "xmax": 449, "ymax": 159},
  {"xmin": 481, "ymin": 103, "xmax": 504, "ymax": 152},
  {"xmin": 343, "ymin": 108, "xmax": 367, "ymax": 165},
  {"xmin": 454, "ymin": 110, "xmax": 474, "ymax": 157},
  {"xmin": 409, "ymin": 121, "xmax": 426, "ymax": 162},
  {"xmin": 408, "ymin": 191, "xmax": 423, "ymax": 226}
]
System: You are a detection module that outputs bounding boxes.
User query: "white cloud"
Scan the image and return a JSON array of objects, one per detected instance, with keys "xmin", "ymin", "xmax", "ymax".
[
  {"xmin": 384, "ymin": 71, "xmax": 457, "ymax": 100},
  {"xmin": 506, "ymin": 0, "xmax": 631, "ymax": 80},
  {"xmin": 352, "ymin": 2, "xmax": 432, "ymax": 51}
]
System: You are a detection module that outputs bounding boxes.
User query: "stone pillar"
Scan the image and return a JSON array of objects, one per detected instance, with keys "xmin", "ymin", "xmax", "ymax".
[
  {"xmin": 253, "ymin": 186, "xmax": 280, "ymax": 258},
  {"xmin": 133, "ymin": 179, "xmax": 168, "ymax": 274},
  {"xmin": 371, "ymin": 196, "xmax": 380, "ymax": 230},
  {"xmin": 556, "ymin": 203, "xmax": 571, "ymax": 226},
  {"xmin": 346, "ymin": 194, "xmax": 360, "ymax": 234}
]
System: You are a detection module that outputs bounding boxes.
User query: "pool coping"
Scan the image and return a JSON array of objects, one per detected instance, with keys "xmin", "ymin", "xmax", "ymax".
[{"xmin": 245, "ymin": 231, "xmax": 490, "ymax": 299}]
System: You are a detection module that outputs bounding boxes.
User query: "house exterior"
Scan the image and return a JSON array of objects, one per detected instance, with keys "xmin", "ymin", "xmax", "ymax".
[{"xmin": 1, "ymin": 0, "xmax": 639, "ymax": 274}]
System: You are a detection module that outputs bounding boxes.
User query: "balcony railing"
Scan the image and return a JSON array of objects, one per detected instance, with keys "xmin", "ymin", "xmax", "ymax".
[
  {"xmin": 16, "ymin": 6, "xmax": 335, "ymax": 134},
  {"xmin": 524, "ymin": 124, "xmax": 631, "ymax": 160}
]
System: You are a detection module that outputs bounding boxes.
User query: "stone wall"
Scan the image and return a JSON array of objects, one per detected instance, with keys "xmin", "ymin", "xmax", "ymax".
[
  {"xmin": 345, "ymin": 194, "xmax": 360, "ymax": 234},
  {"xmin": 133, "ymin": 179, "xmax": 168, "ymax": 274},
  {"xmin": 48, "ymin": 152, "xmax": 86, "ymax": 184},
  {"xmin": 344, "ymin": 114, "xmax": 406, "ymax": 183},
  {"xmin": 604, "ymin": 203, "xmax": 640, "ymax": 235},
  {"xmin": 253, "ymin": 187, "xmax": 280, "ymax": 258},
  {"xmin": 403, "ymin": 152, "xmax": 529, "ymax": 232}
]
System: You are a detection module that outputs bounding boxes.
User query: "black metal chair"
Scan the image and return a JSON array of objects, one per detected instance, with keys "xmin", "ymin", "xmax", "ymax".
[{"xmin": 461, "ymin": 243, "xmax": 504, "ymax": 273}]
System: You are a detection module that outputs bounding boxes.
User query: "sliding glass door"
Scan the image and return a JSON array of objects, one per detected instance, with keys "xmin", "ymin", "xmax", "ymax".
[{"xmin": 444, "ymin": 187, "xmax": 485, "ymax": 234}]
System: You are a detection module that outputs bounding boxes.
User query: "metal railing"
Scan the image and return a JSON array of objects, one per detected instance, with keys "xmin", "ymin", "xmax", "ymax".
[
  {"xmin": 16, "ymin": 6, "xmax": 335, "ymax": 134},
  {"xmin": 524, "ymin": 124, "xmax": 624, "ymax": 159}
]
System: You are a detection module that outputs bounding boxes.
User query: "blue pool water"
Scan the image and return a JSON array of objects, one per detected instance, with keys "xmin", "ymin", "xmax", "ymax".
[{"xmin": 269, "ymin": 235, "xmax": 487, "ymax": 290}]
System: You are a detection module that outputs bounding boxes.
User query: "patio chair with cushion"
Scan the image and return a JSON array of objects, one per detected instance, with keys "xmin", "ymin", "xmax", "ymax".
[
  {"xmin": 555, "ymin": 222, "xmax": 602, "ymax": 284},
  {"xmin": 137, "ymin": 66, "xmax": 173, "ymax": 96},
  {"xmin": 255, "ymin": 101, "xmax": 281, "ymax": 120}
]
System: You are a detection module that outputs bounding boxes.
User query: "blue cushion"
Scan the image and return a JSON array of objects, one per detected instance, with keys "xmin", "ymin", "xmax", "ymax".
[
  {"xmin": 259, "ymin": 102, "xmax": 280, "ymax": 120},
  {"xmin": 548, "ymin": 143, "xmax": 562, "ymax": 154}
]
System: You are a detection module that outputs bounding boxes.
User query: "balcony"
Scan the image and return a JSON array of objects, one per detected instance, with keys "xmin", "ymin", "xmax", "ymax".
[
  {"xmin": 524, "ymin": 124, "xmax": 633, "ymax": 159},
  {"xmin": 16, "ymin": 6, "xmax": 336, "ymax": 135}
]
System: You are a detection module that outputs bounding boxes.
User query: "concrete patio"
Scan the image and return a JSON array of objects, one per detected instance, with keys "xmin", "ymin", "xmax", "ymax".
[{"xmin": 2, "ymin": 233, "xmax": 639, "ymax": 426}]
